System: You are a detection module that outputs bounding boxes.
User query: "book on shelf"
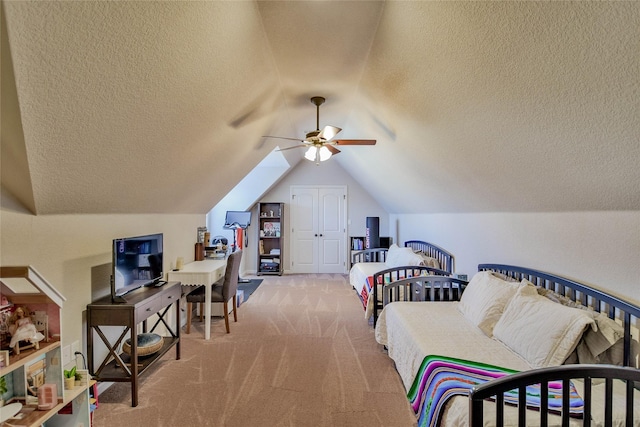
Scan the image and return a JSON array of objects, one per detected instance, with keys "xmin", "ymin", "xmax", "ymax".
[
  {"xmin": 351, "ymin": 237, "xmax": 365, "ymax": 250},
  {"xmin": 260, "ymin": 262, "xmax": 279, "ymax": 272}
]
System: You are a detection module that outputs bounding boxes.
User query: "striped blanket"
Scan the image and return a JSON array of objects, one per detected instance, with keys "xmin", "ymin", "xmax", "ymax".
[
  {"xmin": 362, "ymin": 273, "xmax": 409, "ymax": 318},
  {"xmin": 361, "ymin": 272, "xmax": 413, "ymax": 314},
  {"xmin": 408, "ymin": 355, "xmax": 584, "ymax": 427}
]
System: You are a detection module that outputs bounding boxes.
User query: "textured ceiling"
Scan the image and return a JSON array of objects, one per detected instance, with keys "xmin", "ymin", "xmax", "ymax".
[{"xmin": 1, "ymin": 1, "xmax": 638, "ymax": 215}]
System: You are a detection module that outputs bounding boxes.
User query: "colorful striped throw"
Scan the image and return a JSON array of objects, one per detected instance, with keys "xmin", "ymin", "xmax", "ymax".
[
  {"xmin": 362, "ymin": 272, "xmax": 412, "ymax": 311},
  {"xmin": 408, "ymin": 355, "xmax": 584, "ymax": 427}
]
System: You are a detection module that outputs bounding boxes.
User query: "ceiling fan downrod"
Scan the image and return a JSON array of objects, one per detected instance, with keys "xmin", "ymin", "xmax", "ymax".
[{"xmin": 310, "ymin": 96, "xmax": 325, "ymax": 132}]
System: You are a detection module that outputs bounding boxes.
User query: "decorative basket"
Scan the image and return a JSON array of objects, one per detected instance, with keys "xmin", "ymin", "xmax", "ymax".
[{"xmin": 122, "ymin": 333, "xmax": 163, "ymax": 357}]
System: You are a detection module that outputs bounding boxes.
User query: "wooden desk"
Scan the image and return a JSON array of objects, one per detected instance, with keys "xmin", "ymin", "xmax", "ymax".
[
  {"xmin": 86, "ymin": 282, "xmax": 181, "ymax": 407},
  {"xmin": 167, "ymin": 259, "xmax": 226, "ymax": 340}
]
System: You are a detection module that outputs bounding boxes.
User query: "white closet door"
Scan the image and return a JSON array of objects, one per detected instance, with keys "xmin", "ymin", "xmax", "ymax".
[
  {"xmin": 290, "ymin": 187, "xmax": 318, "ymax": 273},
  {"xmin": 318, "ymin": 188, "xmax": 345, "ymax": 273},
  {"xmin": 291, "ymin": 186, "xmax": 346, "ymax": 274}
]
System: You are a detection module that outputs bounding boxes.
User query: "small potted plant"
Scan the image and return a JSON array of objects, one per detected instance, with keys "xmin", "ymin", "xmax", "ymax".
[
  {"xmin": 63, "ymin": 367, "xmax": 76, "ymax": 390},
  {"xmin": 74, "ymin": 369, "xmax": 83, "ymax": 386},
  {"xmin": 0, "ymin": 375, "xmax": 7, "ymax": 407}
]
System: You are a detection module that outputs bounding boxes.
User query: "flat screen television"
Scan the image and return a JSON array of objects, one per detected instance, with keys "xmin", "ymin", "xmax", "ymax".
[
  {"xmin": 224, "ymin": 211, "xmax": 251, "ymax": 229},
  {"xmin": 111, "ymin": 233, "xmax": 163, "ymax": 299}
]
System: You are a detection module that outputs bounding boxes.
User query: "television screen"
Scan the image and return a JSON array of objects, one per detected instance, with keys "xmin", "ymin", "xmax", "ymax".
[
  {"xmin": 111, "ymin": 233, "xmax": 163, "ymax": 298},
  {"xmin": 224, "ymin": 211, "xmax": 251, "ymax": 228}
]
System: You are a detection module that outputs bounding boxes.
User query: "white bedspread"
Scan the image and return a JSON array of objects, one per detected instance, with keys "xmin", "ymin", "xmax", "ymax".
[
  {"xmin": 349, "ymin": 262, "xmax": 385, "ymax": 295},
  {"xmin": 375, "ymin": 302, "xmax": 640, "ymax": 426},
  {"xmin": 375, "ymin": 302, "xmax": 531, "ymax": 390},
  {"xmin": 349, "ymin": 262, "xmax": 385, "ymax": 318}
]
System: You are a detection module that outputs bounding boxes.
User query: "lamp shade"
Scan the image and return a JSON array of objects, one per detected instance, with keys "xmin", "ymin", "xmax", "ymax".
[
  {"xmin": 304, "ymin": 145, "xmax": 333, "ymax": 163},
  {"xmin": 304, "ymin": 146, "xmax": 317, "ymax": 161},
  {"xmin": 318, "ymin": 146, "xmax": 332, "ymax": 161}
]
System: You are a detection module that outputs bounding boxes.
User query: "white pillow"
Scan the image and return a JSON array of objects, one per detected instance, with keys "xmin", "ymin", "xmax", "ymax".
[
  {"xmin": 536, "ymin": 286, "xmax": 625, "ymax": 364},
  {"xmin": 584, "ymin": 312, "xmax": 624, "ymax": 357},
  {"xmin": 384, "ymin": 244, "xmax": 423, "ymax": 268},
  {"xmin": 457, "ymin": 271, "xmax": 521, "ymax": 336},
  {"xmin": 493, "ymin": 283, "xmax": 596, "ymax": 368},
  {"xmin": 384, "ymin": 244, "xmax": 402, "ymax": 267}
]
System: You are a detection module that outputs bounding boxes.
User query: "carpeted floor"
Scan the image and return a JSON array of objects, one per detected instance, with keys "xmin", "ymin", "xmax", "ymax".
[{"xmin": 92, "ymin": 274, "xmax": 416, "ymax": 427}]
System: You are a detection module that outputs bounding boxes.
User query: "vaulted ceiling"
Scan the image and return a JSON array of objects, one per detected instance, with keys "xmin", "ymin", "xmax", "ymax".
[{"xmin": 2, "ymin": 1, "xmax": 638, "ymax": 215}]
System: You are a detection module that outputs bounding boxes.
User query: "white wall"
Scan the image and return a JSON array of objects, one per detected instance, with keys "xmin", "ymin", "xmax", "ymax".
[
  {"xmin": 390, "ymin": 211, "xmax": 640, "ymax": 306},
  {"xmin": 248, "ymin": 159, "xmax": 389, "ymax": 273},
  {"xmin": 0, "ymin": 190, "xmax": 205, "ymax": 363}
]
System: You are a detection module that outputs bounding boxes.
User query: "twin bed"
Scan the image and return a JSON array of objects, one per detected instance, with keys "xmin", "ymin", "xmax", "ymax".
[
  {"xmin": 349, "ymin": 240, "xmax": 456, "ymax": 324},
  {"xmin": 374, "ymin": 264, "xmax": 640, "ymax": 426}
]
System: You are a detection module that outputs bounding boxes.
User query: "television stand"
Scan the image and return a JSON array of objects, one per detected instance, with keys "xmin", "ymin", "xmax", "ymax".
[{"xmin": 87, "ymin": 282, "xmax": 181, "ymax": 407}]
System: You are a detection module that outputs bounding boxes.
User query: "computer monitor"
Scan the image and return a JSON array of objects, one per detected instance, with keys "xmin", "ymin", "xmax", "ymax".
[{"xmin": 224, "ymin": 211, "xmax": 251, "ymax": 229}]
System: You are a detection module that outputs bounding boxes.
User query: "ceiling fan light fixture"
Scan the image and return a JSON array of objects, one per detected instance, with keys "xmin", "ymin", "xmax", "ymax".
[
  {"xmin": 304, "ymin": 146, "xmax": 318, "ymax": 161},
  {"xmin": 318, "ymin": 145, "xmax": 332, "ymax": 161},
  {"xmin": 304, "ymin": 145, "xmax": 332, "ymax": 164}
]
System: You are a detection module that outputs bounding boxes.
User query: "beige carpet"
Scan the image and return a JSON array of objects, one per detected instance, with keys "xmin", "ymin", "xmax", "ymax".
[{"xmin": 92, "ymin": 274, "xmax": 416, "ymax": 426}]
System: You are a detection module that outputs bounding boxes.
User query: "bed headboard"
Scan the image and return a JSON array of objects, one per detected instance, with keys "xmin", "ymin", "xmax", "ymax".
[
  {"xmin": 478, "ymin": 264, "xmax": 640, "ymax": 368},
  {"xmin": 404, "ymin": 240, "xmax": 455, "ymax": 273}
]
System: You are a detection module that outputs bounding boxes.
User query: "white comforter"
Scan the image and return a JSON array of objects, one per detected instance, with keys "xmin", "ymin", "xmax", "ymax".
[
  {"xmin": 375, "ymin": 301, "xmax": 640, "ymax": 426},
  {"xmin": 349, "ymin": 262, "xmax": 385, "ymax": 318},
  {"xmin": 375, "ymin": 302, "xmax": 532, "ymax": 390}
]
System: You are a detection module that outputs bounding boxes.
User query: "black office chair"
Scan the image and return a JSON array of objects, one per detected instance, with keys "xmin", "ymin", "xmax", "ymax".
[{"xmin": 185, "ymin": 250, "xmax": 242, "ymax": 334}]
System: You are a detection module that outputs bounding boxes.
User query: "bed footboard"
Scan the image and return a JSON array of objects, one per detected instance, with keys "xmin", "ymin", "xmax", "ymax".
[
  {"xmin": 351, "ymin": 248, "xmax": 388, "ymax": 264},
  {"xmin": 382, "ymin": 275, "xmax": 468, "ymax": 306},
  {"xmin": 469, "ymin": 364, "xmax": 640, "ymax": 427},
  {"xmin": 372, "ymin": 266, "xmax": 453, "ymax": 325}
]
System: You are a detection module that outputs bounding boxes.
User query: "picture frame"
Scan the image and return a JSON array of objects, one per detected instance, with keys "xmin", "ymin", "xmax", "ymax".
[
  {"xmin": 263, "ymin": 222, "xmax": 280, "ymax": 237},
  {"xmin": 0, "ymin": 349, "xmax": 9, "ymax": 368}
]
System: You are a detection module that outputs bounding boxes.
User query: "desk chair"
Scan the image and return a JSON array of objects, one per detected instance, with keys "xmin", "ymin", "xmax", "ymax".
[{"xmin": 185, "ymin": 250, "xmax": 242, "ymax": 334}]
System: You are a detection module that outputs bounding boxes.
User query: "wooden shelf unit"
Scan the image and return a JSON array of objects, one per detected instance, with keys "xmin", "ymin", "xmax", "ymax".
[{"xmin": 257, "ymin": 202, "xmax": 284, "ymax": 275}]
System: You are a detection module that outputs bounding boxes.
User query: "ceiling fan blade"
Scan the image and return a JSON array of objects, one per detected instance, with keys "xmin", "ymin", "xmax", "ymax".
[
  {"xmin": 276, "ymin": 144, "xmax": 308, "ymax": 151},
  {"xmin": 334, "ymin": 139, "xmax": 377, "ymax": 145},
  {"xmin": 325, "ymin": 145, "xmax": 341, "ymax": 155},
  {"xmin": 317, "ymin": 125, "xmax": 342, "ymax": 141},
  {"xmin": 263, "ymin": 135, "xmax": 305, "ymax": 142}
]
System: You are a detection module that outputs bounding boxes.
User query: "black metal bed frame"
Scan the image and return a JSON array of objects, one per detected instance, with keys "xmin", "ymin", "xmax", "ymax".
[
  {"xmin": 350, "ymin": 240, "xmax": 457, "ymax": 326},
  {"xmin": 404, "ymin": 240, "xmax": 455, "ymax": 273},
  {"xmin": 469, "ymin": 364, "xmax": 640, "ymax": 427},
  {"xmin": 467, "ymin": 264, "xmax": 640, "ymax": 426},
  {"xmin": 376, "ymin": 263, "xmax": 640, "ymax": 425}
]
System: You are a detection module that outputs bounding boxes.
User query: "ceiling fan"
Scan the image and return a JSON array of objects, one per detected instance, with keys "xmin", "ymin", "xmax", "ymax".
[{"xmin": 262, "ymin": 96, "xmax": 376, "ymax": 164}]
